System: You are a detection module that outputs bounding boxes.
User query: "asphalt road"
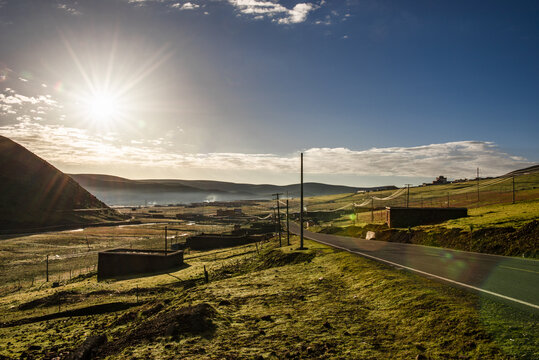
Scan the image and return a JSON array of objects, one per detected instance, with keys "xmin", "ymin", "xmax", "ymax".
[{"xmin": 289, "ymin": 223, "xmax": 539, "ymax": 311}]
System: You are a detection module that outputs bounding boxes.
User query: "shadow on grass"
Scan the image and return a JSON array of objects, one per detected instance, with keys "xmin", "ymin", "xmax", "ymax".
[
  {"xmin": 1, "ymin": 302, "xmax": 141, "ymax": 328},
  {"xmin": 99, "ymin": 262, "xmax": 191, "ymax": 282}
]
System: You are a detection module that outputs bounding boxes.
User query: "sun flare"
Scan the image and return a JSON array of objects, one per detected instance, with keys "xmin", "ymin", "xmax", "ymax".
[{"xmin": 86, "ymin": 92, "xmax": 119, "ymax": 122}]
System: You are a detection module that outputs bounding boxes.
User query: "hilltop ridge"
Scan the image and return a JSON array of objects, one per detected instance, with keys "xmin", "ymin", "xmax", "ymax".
[{"xmin": 69, "ymin": 173, "xmax": 398, "ymax": 206}]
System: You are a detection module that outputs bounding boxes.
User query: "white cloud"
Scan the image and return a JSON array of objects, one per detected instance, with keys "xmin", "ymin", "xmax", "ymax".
[
  {"xmin": 0, "ymin": 93, "xmax": 57, "ymax": 106},
  {"xmin": 170, "ymin": 2, "xmax": 200, "ymax": 10},
  {"xmin": 228, "ymin": 0, "xmax": 317, "ymax": 24},
  {"xmin": 57, "ymin": 3, "xmax": 82, "ymax": 15},
  {"xmin": 181, "ymin": 2, "xmax": 200, "ymax": 10},
  {"xmin": 0, "ymin": 116, "xmax": 531, "ymax": 180},
  {"xmin": 277, "ymin": 3, "xmax": 315, "ymax": 24}
]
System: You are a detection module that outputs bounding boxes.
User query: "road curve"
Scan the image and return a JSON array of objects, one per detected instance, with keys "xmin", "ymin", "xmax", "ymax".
[{"xmin": 289, "ymin": 223, "xmax": 539, "ymax": 311}]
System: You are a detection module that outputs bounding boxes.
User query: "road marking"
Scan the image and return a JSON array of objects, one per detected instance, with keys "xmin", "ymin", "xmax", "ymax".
[
  {"xmin": 500, "ymin": 266, "xmax": 539, "ymax": 274},
  {"xmin": 300, "ymin": 232, "xmax": 539, "ymax": 310}
]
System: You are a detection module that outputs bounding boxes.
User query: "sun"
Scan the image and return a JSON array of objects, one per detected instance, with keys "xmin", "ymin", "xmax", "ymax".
[{"xmin": 85, "ymin": 92, "xmax": 119, "ymax": 122}]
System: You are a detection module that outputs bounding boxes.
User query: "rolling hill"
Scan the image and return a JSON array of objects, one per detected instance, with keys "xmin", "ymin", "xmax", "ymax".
[
  {"xmin": 504, "ymin": 164, "xmax": 539, "ymax": 176},
  {"xmin": 0, "ymin": 136, "xmax": 124, "ymax": 231},
  {"xmin": 70, "ymin": 174, "xmax": 398, "ymax": 206}
]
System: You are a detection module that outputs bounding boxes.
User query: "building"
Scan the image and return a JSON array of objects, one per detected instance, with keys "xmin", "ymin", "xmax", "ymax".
[
  {"xmin": 216, "ymin": 208, "xmax": 243, "ymax": 217},
  {"xmin": 432, "ymin": 176, "xmax": 448, "ymax": 185}
]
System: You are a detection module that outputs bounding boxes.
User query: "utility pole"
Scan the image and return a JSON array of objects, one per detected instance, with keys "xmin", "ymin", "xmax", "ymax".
[
  {"xmin": 477, "ymin": 167, "xmax": 480, "ymax": 203},
  {"xmin": 272, "ymin": 193, "xmax": 283, "ymax": 247},
  {"xmin": 512, "ymin": 175, "xmax": 515, "ymax": 204},
  {"xmin": 300, "ymin": 153, "xmax": 305, "ymax": 250},
  {"xmin": 165, "ymin": 226, "xmax": 168, "ymax": 255},
  {"xmin": 286, "ymin": 195, "xmax": 290, "ymax": 246},
  {"xmin": 405, "ymin": 184, "xmax": 412, "ymax": 208}
]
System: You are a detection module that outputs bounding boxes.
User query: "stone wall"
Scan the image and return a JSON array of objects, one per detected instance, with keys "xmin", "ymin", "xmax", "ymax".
[
  {"xmin": 386, "ymin": 207, "xmax": 467, "ymax": 228},
  {"xmin": 98, "ymin": 249, "xmax": 183, "ymax": 280}
]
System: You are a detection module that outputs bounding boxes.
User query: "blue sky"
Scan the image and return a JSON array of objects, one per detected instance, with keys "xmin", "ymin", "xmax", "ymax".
[{"xmin": 0, "ymin": 0, "xmax": 537, "ymax": 186}]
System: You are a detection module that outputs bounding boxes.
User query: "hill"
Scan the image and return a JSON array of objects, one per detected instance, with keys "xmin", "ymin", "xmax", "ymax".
[
  {"xmin": 504, "ymin": 164, "xmax": 539, "ymax": 176},
  {"xmin": 0, "ymin": 136, "xmax": 123, "ymax": 231},
  {"xmin": 69, "ymin": 174, "xmax": 397, "ymax": 206}
]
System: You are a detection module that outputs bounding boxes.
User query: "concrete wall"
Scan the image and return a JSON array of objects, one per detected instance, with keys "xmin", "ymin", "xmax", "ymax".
[
  {"xmin": 186, "ymin": 234, "xmax": 271, "ymax": 250},
  {"xmin": 98, "ymin": 249, "xmax": 183, "ymax": 280},
  {"xmin": 387, "ymin": 207, "xmax": 467, "ymax": 228}
]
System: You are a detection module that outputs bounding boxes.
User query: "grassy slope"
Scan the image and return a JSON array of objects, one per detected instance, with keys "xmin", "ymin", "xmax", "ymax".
[
  {"xmin": 312, "ymin": 200, "xmax": 539, "ymax": 258},
  {"xmin": 441, "ymin": 200, "xmax": 539, "ymax": 229},
  {"xmin": 0, "ymin": 238, "xmax": 537, "ymax": 359}
]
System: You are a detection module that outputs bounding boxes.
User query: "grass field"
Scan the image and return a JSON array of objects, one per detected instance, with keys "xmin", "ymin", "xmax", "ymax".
[
  {"xmin": 0, "ymin": 236, "xmax": 537, "ymax": 359},
  {"xmin": 0, "ymin": 221, "xmax": 234, "ymax": 291}
]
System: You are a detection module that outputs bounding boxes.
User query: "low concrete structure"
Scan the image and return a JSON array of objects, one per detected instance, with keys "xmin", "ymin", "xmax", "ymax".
[
  {"xmin": 386, "ymin": 207, "xmax": 467, "ymax": 228},
  {"xmin": 97, "ymin": 248, "xmax": 184, "ymax": 280}
]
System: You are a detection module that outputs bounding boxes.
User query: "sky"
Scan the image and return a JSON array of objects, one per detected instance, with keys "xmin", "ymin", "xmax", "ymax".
[{"xmin": 0, "ymin": 0, "xmax": 537, "ymax": 187}]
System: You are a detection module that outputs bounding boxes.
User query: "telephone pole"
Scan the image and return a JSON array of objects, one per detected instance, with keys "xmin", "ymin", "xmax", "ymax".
[
  {"xmin": 405, "ymin": 184, "xmax": 412, "ymax": 208},
  {"xmin": 286, "ymin": 195, "xmax": 290, "ymax": 246},
  {"xmin": 272, "ymin": 193, "xmax": 283, "ymax": 246},
  {"xmin": 299, "ymin": 153, "xmax": 305, "ymax": 250}
]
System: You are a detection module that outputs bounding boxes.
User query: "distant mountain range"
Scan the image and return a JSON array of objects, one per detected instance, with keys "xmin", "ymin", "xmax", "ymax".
[
  {"xmin": 69, "ymin": 174, "xmax": 398, "ymax": 206},
  {"xmin": 0, "ymin": 136, "xmax": 123, "ymax": 231}
]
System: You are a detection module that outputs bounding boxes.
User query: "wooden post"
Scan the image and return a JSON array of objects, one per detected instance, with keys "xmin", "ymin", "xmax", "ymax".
[
  {"xmin": 165, "ymin": 226, "xmax": 168, "ymax": 255},
  {"xmin": 46, "ymin": 255, "xmax": 49, "ymax": 282}
]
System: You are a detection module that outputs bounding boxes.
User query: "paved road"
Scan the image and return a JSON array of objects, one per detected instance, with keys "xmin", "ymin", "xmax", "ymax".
[{"xmin": 289, "ymin": 223, "xmax": 539, "ymax": 311}]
